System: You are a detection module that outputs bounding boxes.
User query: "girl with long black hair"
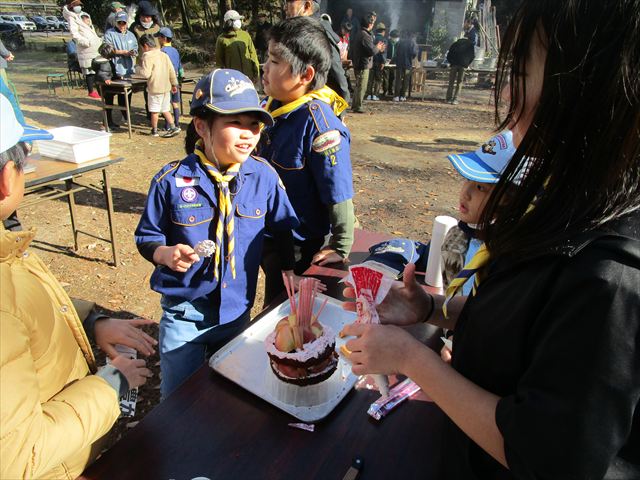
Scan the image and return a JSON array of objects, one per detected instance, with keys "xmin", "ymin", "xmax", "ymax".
[{"xmin": 341, "ymin": 0, "xmax": 640, "ymax": 478}]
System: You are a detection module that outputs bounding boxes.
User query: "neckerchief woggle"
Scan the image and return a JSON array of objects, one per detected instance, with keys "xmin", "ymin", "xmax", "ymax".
[
  {"xmin": 193, "ymin": 140, "xmax": 240, "ymax": 280},
  {"xmin": 263, "ymin": 85, "xmax": 348, "ymax": 119}
]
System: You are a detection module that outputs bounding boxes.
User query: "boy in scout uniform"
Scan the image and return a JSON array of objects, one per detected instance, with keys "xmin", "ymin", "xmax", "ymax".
[
  {"xmin": 135, "ymin": 69, "xmax": 298, "ymax": 399},
  {"xmin": 259, "ymin": 16, "xmax": 355, "ymax": 304}
]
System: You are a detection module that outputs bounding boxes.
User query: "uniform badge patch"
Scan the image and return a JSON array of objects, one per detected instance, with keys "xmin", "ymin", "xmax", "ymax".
[
  {"xmin": 181, "ymin": 187, "xmax": 197, "ymax": 203},
  {"xmin": 176, "ymin": 175, "xmax": 200, "ymax": 187},
  {"xmin": 312, "ymin": 130, "xmax": 342, "ymax": 153}
]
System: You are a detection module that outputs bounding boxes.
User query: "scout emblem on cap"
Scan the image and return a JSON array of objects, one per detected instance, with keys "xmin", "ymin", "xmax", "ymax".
[
  {"xmin": 195, "ymin": 89, "xmax": 204, "ymax": 99},
  {"xmin": 181, "ymin": 187, "xmax": 198, "ymax": 203},
  {"xmin": 312, "ymin": 130, "xmax": 341, "ymax": 153},
  {"xmin": 481, "ymin": 140, "xmax": 497, "ymax": 155},
  {"xmin": 225, "ymin": 76, "xmax": 254, "ymax": 97}
]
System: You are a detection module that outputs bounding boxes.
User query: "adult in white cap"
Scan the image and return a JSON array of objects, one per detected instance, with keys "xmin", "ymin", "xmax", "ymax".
[
  {"xmin": 62, "ymin": 0, "xmax": 102, "ymax": 99},
  {"xmin": 215, "ymin": 9, "xmax": 260, "ymax": 83},
  {"xmin": 0, "ymin": 93, "xmax": 156, "ymax": 479}
]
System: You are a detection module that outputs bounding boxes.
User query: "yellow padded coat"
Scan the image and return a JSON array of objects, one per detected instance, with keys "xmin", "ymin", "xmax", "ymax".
[{"xmin": 0, "ymin": 226, "xmax": 120, "ymax": 479}]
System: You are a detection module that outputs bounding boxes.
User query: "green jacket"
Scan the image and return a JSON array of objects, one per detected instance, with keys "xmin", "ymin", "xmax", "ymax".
[{"xmin": 215, "ymin": 29, "xmax": 260, "ymax": 83}]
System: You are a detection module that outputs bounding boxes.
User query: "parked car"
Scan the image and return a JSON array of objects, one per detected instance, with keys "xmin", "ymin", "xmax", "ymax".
[
  {"xmin": 30, "ymin": 16, "xmax": 52, "ymax": 31},
  {"xmin": 0, "ymin": 14, "xmax": 36, "ymax": 31},
  {"xmin": 0, "ymin": 23, "xmax": 25, "ymax": 50},
  {"xmin": 45, "ymin": 15, "xmax": 65, "ymax": 30},
  {"xmin": 57, "ymin": 16, "xmax": 69, "ymax": 31}
]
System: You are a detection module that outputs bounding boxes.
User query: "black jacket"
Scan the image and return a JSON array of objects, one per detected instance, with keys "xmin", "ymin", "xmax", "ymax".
[
  {"xmin": 319, "ymin": 17, "xmax": 350, "ymax": 103},
  {"xmin": 445, "ymin": 212, "xmax": 640, "ymax": 479},
  {"xmin": 91, "ymin": 56, "xmax": 115, "ymax": 83},
  {"xmin": 349, "ymin": 26, "xmax": 378, "ymax": 71},
  {"xmin": 393, "ymin": 37, "xmax": 418, "ymax": 70},
  {"xmin": 447, "ymin": 38, "xmax": 475, "ymax": 68}
]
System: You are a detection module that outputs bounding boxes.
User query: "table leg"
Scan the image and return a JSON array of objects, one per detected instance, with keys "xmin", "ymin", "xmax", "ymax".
[
  {"xmin": 102, "ymin": 168, "xmax": 119, "ymax": 266},
  {"xmin": 124, "ymin": 87, "xmax": 132, "ymax": 139},
  {"xmin": 99, "ymin": 84, "xmax": 109, "ymax": 131},
  {"xmin": 65, "ymin": 178, "xmax": 79, "ymax": 251}
]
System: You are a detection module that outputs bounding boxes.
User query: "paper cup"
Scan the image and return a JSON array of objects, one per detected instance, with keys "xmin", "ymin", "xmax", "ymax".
[{"xmin": 425, "ymin": 215, "xmax": 458, "ymax": 287}]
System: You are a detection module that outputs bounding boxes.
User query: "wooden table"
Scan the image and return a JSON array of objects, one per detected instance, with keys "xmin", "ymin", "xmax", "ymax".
[
  {"xmin": 97, "ymin": 78, "xmax": 148, "ymax": 138},
  {"xmin": 80, "ymin": 229, "xmax": 447, "ymax": 479},
  {"xmin": 22, "ymin": 154, "xmax": 124, "ymax": 266}
]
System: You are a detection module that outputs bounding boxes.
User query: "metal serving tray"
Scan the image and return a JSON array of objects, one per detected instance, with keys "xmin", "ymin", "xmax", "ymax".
[{"xmin": 209, "ymin": 294, "xmax": 358, "ymax": 422}]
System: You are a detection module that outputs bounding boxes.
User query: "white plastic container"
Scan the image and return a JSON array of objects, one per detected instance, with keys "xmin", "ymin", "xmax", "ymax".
[
  {"xmin": 425, "ymin": 215, "xmax": 459, "ymax": 287},
  {"xmin": 36, "ymin": 126, "xmax": 111, "ymax": 163}
]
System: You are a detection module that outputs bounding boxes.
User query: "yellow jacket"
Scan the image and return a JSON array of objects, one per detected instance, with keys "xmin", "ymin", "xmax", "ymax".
[{"xmin": 0, "ymin": 226, "xmax": 120, "ymax": 479}]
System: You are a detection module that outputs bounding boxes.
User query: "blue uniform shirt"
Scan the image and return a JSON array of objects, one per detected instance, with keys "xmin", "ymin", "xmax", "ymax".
[
  {"xmin": 258, "ymin": 99, "xmax": 353, "ymax": 241},
  {"xmin": 135, "ymin": 154, "xmax": 298, "ymax": 323},
  {"xmin": 161, "ymin": 45, "xmax": 182, "ymax": 77}
]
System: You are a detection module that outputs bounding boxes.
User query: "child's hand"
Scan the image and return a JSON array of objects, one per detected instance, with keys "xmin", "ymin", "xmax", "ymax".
[
  {"xmin": 94, "ymin": 317, "xmax": 158, "ymax": 358},
  {"xmin": 171, "ymin": 85, "xmax": 178, "ymax": 94},
  {"xmin": 153, "ymin": 244, "xmax": 200, "ymax": 272},
  {"xmin": 105, "ymin": 79, "xmax": 112, "ymax": 85},
  {"xmin": 109, "ymin": 355, "xmax": 153, "ymax": 389},
  {"xmin": 312, "ymin": 248, "xmax": 345, "ymax": 266}
]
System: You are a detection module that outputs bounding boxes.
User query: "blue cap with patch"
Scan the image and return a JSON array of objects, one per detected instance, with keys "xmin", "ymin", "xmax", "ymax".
[
  {"xmin": 190, "ymin": 69, "xmax": 274, "ymax": 126},
  {"xmin": 447, "ymin": 130, "xmax": 516, "ymax": 184},
  {"xmin": 155, "ymin": 26, "xmax": 173, "ymax": 38}
]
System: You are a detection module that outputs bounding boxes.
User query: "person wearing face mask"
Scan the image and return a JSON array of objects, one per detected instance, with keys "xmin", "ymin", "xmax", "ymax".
[
  {"xmin": 215, "ymin": 10, "xmax": 260, "ymax": 84},
  {"xmin": 132, "ymin": 0, "xmax": 161, "ymax": 56},
  {"xmin": 62, "ymin": 0, "xmax": 102, "ymax": 99},
  {"xmin": 131, "ymin": 0, "xmax": 161, "ymax": 118}
]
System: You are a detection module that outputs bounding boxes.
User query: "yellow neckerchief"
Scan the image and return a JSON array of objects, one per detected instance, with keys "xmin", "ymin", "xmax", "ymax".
[
  {"xmin": 442, "ymin": 243, "xmax": 490, "ymax": 318},
  {"xmin": 264, "ymin": 85, "xmax": 348, "ymax": 119},
  {"xmin": 193, "ymin": 140, "xmax": 241, "ymax": 280}
]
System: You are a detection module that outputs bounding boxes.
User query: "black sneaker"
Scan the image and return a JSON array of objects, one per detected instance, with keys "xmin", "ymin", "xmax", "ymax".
[
  {"xmin": 162, "ymin": 127, "xmax": 181, "ymax": 138},
  {"xmin": 150, "ymin": 128, "xmax": 159, "ymax": 137}
]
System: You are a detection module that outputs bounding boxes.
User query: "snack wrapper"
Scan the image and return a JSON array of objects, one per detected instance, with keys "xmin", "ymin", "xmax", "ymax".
[
  {"xmin": 344, "ymin": 265, "xmax": 395, "ymax": 397},
  {"xmin": 367, "ymin": 378, "xmax": 421, "ymax": 420}
]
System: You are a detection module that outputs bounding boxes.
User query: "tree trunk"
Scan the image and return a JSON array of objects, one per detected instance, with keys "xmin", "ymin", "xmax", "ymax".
[{"xmin": 179, "ymin": 0, "xmax": 193, "ymax": 35}]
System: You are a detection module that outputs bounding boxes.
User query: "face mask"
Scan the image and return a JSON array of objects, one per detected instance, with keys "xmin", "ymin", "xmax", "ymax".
[
  {"xmin": 141, "ymin": 20, "xmax": 153, "ymax": 29},
  {"xmin": 72, "ymin": 5, "xmax": 82, "ymax": 13},
  {"xmin": 232, "ymin": 19, "xmax": 242, "ymax": 29},
  {"xmin": 390, "ymin": 37, "xmax": 399, "ymax": 44}
]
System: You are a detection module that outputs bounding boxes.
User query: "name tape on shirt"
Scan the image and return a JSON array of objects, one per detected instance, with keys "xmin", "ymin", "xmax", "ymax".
[
  {"xmin": 312, "ymin": 130, "xmax": 342, "ymax": 154},
  {"xmin": 176, "ymin": 175, "xmax": 200, "ymax": 187}
]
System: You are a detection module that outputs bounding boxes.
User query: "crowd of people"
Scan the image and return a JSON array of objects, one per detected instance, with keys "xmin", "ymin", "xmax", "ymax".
[{"xmin": 0, "ymin": 0, "xmax": 639, "ymax": 479}]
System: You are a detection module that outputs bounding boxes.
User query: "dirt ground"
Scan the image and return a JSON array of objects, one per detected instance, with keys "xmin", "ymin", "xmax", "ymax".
[{"xmin": 6, "ymin": 50, "xmax": 495, "ymax": 443}]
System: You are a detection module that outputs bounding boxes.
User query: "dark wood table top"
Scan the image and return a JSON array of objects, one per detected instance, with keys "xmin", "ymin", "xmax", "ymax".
[{"xmin": 80, "ymin": 228, "xmax": 446, "ymax": 480}]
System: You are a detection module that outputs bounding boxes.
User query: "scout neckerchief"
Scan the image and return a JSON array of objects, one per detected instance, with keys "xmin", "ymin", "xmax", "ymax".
[
  {"xmin": 264, "ymin": 85, "xmax": 348, "ymax": 119},
  {"xmin": 193, "ymin": 140, "xmax": 240, "ymax": 280},
  {"xmin": 442, "ymin": 179, "xmax": 547, "ymax": 318}
]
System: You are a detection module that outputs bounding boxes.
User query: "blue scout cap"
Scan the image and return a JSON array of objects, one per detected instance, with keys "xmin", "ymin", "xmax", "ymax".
[
  {"xmin": 114, "ymin": 11, "xmax": 128, "ymax": 22},
  {"xmin": 363, "ymin": 238, "xmax": 430, "ymax": 279},
  {"xmin": 447, "ymin": 130, "xmax": 516, "ymax": 184},
  {"xmin": 155, "ymin": 26, "xmax": 173, "ymax": 38},
  {"xmin": 0, "ymin": 93, "xmax": 53, "ymax": 154},
  {"xmin": 190, "ymin": 69, "xmax": 274, "ymax": 126}
]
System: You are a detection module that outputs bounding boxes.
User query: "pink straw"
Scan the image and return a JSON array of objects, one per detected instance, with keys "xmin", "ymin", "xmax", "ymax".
[{"xmin": 314, "ymin": 296, "xmax": 329, "ymax": 321}]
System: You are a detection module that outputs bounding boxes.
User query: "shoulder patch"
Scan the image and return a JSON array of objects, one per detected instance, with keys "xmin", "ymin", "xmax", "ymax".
[
  {"xmin": 312, "ymin": 130, "xmax": 342, "ymax": 153},
  {"xmin": 155, "ymin": 160, "xmax": 182, "ymax": 183}
]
